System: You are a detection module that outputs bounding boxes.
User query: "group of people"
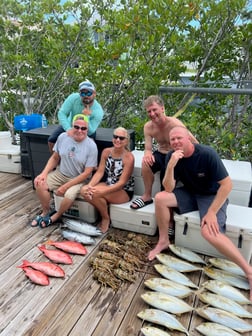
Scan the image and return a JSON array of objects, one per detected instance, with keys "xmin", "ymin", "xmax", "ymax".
[{"xmin": 31, "ymin": 80, "xmax": 252, "ymax": 300}]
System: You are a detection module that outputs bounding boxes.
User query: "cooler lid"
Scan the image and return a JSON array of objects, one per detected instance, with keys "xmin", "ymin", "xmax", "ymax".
[{"xmin": 222, "ymin": 159, "xmax": 252, "ymax": 191}]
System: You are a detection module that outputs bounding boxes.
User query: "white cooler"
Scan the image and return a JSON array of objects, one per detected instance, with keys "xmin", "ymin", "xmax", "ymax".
[
  {"xmin": 54, "ymin": 194, "xmax": 98, "ymax": 223},
  {"xmin": 222, "ymin": 159, "xmax": 252, "ymax": 206},
  {"xmin": 132, "ymin": 150, "xmax": 161, "ymax": 197},
  {"xmin": 110, "ymin": 196, "xmax": 157, "ymax": 235},
  {"xmin": 0, "ymin": 132, "xmax": 21, "ymax": 174},
  {"xmin": 174, "ymin": 204, "xmax": 252, "ymax": 262}
]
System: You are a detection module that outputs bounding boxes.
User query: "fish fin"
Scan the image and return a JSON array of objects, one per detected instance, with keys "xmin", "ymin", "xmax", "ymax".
[{"xmin": 16, "ymin": 259, "xmax": 29, "ymax": 268}]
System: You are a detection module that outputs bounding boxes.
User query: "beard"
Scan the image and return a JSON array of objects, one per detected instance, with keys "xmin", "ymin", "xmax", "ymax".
[{"xmin": 82, "ymin": 97, "xmax": 94, "ymax": 105}]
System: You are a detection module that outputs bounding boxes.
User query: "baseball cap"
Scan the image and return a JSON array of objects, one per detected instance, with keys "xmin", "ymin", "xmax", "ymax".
[
  {"xmin": 72, "ymin": 114, "xmax": 89, "ymax": 124},
  {"xmin": 79, "ymin": 80, "xmax": 95, "ymax": 92}
]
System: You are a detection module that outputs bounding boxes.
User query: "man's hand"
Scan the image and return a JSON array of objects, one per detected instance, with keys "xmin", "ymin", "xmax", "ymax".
[{"xmin": 201, "ymin": 211, "xmax": 219, "ymax": 235}]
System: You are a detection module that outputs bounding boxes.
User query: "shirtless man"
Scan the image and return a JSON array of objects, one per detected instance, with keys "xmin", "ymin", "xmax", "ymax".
[{"xmin": 130, "ymin": 95, "xmax": 197, "ymax": 215}]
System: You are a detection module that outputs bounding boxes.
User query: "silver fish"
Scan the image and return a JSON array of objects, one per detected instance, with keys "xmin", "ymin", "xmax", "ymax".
[
  {"xmin": 208, "ymin": 257, "xmax": 246, "ymax": 278},
  {"xmin": 196, "ymin": 307, "xmax": 252, "ymax": 333},
  {"xmin": 61, "ymin": 229, "xmax": 95, "ymax": 245},
  {"xmin": 141, "ymin": 326, "xmax": 171, "ymax": 336},
  {"xmin": 154, "ymin": 263, "xmax": 198, "ymax": 288},
  {"xmin": 201, "ymin": 280, "xmax": 251, "ymax": 305},
  {"xmin": 141, "ymin": 291, "xmax": 193, "ymax": 314},
  {"xmin": 137, "ymin": 308, "xmax": 189, "ymax": 335},
  {"xmin": 144, "ymin": 277, "xmax": 194, "ymax": 298},
  {"xmin": 203, "ymin": 267, "xmax": 250, "ymax": 290},
  {"xmin": 198, "ymin": 291, "xmax": 252, "ymax": 318},
  {"xmin": 196, "ymin": 322, "xmax": 241, "ymax": 336},
  {"xmin": 63, "ymin": 218, "xmax": 102, "ymax": 236},
  {"xmin": 169, "ymin": 244, "xmax": 206, "ymax": 264},
  {"xmin": 156, "ymin": 253, "xmax": 202, "ymax": 272}
]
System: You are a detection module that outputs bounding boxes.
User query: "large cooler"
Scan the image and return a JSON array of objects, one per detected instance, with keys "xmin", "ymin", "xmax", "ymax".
[
  {"xmin": 222, "ymin": 159, "xmax": 252, "ymax": 206},
  {"xmin": 174, "ymin": 204, "xmax": 252, "ymax": 262},
  {"xmin": 0, "ymin": 132, "xmax": 21, "ymax": 174},
  {"xmin": 54, "ymin": 194, "xmax": 98, "ymax": 223},
  {"xmin": 110, "ymin": 196, "xmax": 157, "ymax": 235},
  {"xmin": 132, "ymin": 150, "xmax": 161, "ymax": 197}
]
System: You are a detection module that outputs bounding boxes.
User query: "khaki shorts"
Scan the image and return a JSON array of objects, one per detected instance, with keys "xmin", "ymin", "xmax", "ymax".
[{"xmin": 47, "ymin": 169, "xmax": 86, "ymax": 201}]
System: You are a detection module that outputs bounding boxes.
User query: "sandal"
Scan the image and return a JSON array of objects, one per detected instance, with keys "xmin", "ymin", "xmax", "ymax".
[
  {"xmin": 39, "ymin": 215, "xmax": 53, "ymax": 228},
  {"xmin": 30, "ymin": 215, "xmax": 44, "ymax": 227}
]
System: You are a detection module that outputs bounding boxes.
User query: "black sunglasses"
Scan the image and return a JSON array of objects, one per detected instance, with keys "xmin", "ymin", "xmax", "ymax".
[
  {"xmin": 80, "ymin": 91, "xmax": 92, "ymax": 97},
  {"xmin": 74, "ymin": 125, "xmax": 87, "ymax": 131},
  {"xmin": 113, "ymin": 134, "xmax": 126, "ymax": 141}
]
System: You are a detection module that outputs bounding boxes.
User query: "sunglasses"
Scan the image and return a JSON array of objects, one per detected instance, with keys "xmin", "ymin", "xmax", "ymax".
[
  {"xmin": 80, "ymin": 91, "xmax": 93, "ymax": 97},
  {"xmin": 74, "ymin": 125, "xmax": 88, "ymax": 131},
  {"xmin": 113, "ymin": 134, "xmax": 126, "ymax": 141}
]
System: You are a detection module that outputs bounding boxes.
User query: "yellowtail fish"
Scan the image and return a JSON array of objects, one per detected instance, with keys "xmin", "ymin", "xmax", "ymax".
[
  {"xmin": 169, "ymin": 244, "xmax": 206, "ymax": 264},
  {"xmin": 141, "ymin": 291, "xmax": 193, "ymax": 314},
  {"xmin": 144, "ymin": 277, "xmax": 194, "ymax": 298},
  {"xmin": 196, "ymin": 322, "xmax": 241, "ymax": 336},
  {"xmin": 154, "ymin": 263, "xmax": 198, "ymax": 288},
  {"xmin": 141, "ymin": 326, "xmax": 171, "ymax": 336},
  {"xmin": 208, "ymin": 257, "xmax": 246, "ymax": 277},
  {"xmin": 203, "ymin": 267, "xmax": 249, "ymax": 290},
  {"xmin": 137, "ymin": 308, "xmax": 189, "ymax": 335},
  {"xmin": 201, "ymin": 280, "xmax": 251, "ymax": 305},
  {"xmin": 196, "ymin": 307, "xmax": 252, "ymax": 333},
  {"xmin": 156, "ymin": 253, "xmax": 202, "ymax": 272},
  {"xmin": 198, "ymin": 291, "xmax": 252, "ymax": 318}
]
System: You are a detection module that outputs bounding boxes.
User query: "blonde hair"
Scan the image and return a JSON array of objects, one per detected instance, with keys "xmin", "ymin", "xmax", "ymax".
[
  {"xmin": 113, "ymin": 127, "xmax": 130, "ymax": 150},
  {"xmin": 72, "ymin": 114, "xmax": 89, "ymax": 124}
]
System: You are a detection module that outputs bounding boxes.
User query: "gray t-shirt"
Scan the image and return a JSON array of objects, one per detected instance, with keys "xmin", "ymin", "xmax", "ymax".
[{"xmin": 53, "ymin": 133, "xmax": 98, "ymax": 178}]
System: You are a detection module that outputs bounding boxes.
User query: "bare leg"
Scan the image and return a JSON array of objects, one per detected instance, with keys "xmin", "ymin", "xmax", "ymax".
[
  {"xmin": 131, "ymin": 165, "xmax": 154, "ymax": 209},
  {"xmin": 148, "ymin": 191, "xmax": 178, "ymax": 261},
  {"xmin": 202, "ymin": 226, "xmax": 252, "ymax": 301},
  {"xmin": 88, "ymin": 197, "xmax": 110, "ymax": 233}
]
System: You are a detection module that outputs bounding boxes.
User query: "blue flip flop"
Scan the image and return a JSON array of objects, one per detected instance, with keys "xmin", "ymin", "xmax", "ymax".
[{"xmin": 30, "ymin": 215, "xmax": 44, "ymax": 227}]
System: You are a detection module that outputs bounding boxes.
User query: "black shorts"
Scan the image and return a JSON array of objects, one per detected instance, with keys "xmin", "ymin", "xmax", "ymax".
[
  {"xmin": 151, "ymin": 151, "xmax": 166, "ymax": 191},
  {"xmin": 173, "ymin": 187, "xmax": 228, "ymax": 233}
]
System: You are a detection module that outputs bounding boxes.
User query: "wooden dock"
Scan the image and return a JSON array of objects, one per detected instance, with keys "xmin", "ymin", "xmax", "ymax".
[{"xmin": 0, "ymin": 172, "xmax": 251, "ymax": 336}]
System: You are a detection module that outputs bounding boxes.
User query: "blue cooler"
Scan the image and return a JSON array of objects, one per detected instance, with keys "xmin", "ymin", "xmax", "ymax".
[{"xmin": 14, "ymin": 114, "xmax": 42, "ymax": 131}]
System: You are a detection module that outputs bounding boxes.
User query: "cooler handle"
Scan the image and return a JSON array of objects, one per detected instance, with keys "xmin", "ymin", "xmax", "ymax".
[
  {"xmin": 183, "ymin": 221, "xmax": 188, "ymax": 235},
  {"xmin": 238, "ymin": 231, "xmax": 243, "ymax": 248}
]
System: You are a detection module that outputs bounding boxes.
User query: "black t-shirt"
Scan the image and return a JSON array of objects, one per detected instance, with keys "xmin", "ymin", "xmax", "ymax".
[{"xmin": 165, "ymin": 144, "xmax": 229, "ymax": 195}]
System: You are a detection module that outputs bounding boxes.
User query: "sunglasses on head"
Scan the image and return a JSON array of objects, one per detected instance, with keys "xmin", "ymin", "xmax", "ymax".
[
  {"xmin": 80, "ymin": 91, "xmax": 93, "ymax": 97},
  {"xmin": 74, "ymin": 125, "xmax": 87, "ymax": 131},
  {"xmin": 113, "ymin": 134, "xmax": 126, "ymax": 141}
]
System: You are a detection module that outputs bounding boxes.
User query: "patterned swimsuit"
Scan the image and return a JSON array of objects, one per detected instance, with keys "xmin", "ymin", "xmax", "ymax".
[{"xmin": 105, "ymin": 154, "xmax": 134, "ymax": 198}]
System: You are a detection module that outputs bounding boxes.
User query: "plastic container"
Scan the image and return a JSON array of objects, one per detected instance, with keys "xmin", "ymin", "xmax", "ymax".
[
  {"xmin": 41, "ymin": 114, "xmax": 48, "ymax": 128},
  {"xmin": 14, "ymin": 114, "xmax": 42, "ymax": 131}
]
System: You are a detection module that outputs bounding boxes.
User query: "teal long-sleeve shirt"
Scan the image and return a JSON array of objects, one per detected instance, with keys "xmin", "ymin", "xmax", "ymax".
[{"xmin": 58, "ymin": 93, "xmax": 104, "ymax": 136}]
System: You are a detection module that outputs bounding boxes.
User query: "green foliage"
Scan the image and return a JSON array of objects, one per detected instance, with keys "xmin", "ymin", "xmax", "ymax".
[{"xmin": 0, "ymin": 0, "xmax": 251, "ymax": 161}]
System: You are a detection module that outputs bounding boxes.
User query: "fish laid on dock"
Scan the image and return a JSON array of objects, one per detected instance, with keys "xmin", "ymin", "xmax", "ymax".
[
  {"xmin": 196, "ymin": 307, "xmax": 252, "ymax": 333},
  {"xmin": 21, "ymin": 266, "xmax": 50, "ymax": 286},
  {"xmin": 141, "ymin": 291, "xmax": 193, "ymax": 314},
  {"xmin": 17, "ymin": 260, "xmax": 65, "ymax": 278},
  {"xmin": 203, "ymin": 267, "xmax": 249, "ymax": 290},
  {"xmin": 137, "ymin": 308, "xmax": 189, "ymax": 335},
  {"xmin": 156, "ymin": 253, "xmax": 202, "ymax": 272},
  {"xmin": 144, "ymin": 277, "xmax": 194, "ymax": 298},
  {"xmin": 141, "ymin": 326, "xmax": 171, "ymax": 336},
  {"xmin": 38, "ymin": 244, "xmax": 73, "ymax": 264},
  {"xmin": 201, "ymin": 280, "xmax": 251, "ymax": 305},
  {"xmin": 208, "ymin": 257, "xmax": 246, "ymax": 277},
  {"xmin": 63, "ymin": 218, "xmax": 102, "ymax": 236},
  {"xmin": 197, "ymin": 291, "xmax": 252, "ymax": 318},
  {"xmin": 45, "ymin": 239, "xmax": 87, "ymax": 255},
  {"xmin": 61, "ymin": 229, "xmax": 95, "ymax": 245},
  {"xmin": 169, "ymin": 244, "xmax": 206, "ymax": 264},
  {"xmin": 195, "ymin": 322, "xmax": 241, "ymax": 336},
  {"xmin": 154, "ymin": 263, "xmax": 198, "ymax": 288}
]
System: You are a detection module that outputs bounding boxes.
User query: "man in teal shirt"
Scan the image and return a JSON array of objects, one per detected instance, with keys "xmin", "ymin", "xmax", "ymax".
[{"xmin": 48, "ymin": 80, "xmax": 104, "ymax": 152}]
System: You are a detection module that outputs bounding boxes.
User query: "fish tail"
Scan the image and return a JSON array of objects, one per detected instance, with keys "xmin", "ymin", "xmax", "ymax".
[
  {"xmin": 16, "ymin": 259, "xmax": 29, "ymax": 268},
  {"xmin": 44, "ymin": 239, "xmax": 54, "ymax": 246}
]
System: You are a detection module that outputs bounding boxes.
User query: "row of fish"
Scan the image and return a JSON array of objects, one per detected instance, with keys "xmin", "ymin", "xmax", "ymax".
[
  {"xmin": 61, "ymin": 218, "xmax": 102, "ymax": 245},
  {"xmin": 138, "ymin": 244, "xmax": 252, "ymax": 336},
  {"xmin": 18, "ymin": 239, "xmax": 87, "ymax": 286}
]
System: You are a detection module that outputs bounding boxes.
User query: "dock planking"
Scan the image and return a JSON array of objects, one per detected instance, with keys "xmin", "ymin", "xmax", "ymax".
[{"xmin": 0, "ymin": 172, "xmax": 251, "ymax": 336}]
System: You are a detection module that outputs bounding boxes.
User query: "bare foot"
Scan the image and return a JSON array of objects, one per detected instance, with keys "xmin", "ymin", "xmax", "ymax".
[
  {"xmin": 247, "ymin": 269, "xmax": 252, "ymax": 301},
  {"xmin": 148, "ymin": 241, "xmax": 170, "ymax": 261},
  {"xmin": 98, "ymin": 219, "xmax": 110, "ymax": 233}
]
